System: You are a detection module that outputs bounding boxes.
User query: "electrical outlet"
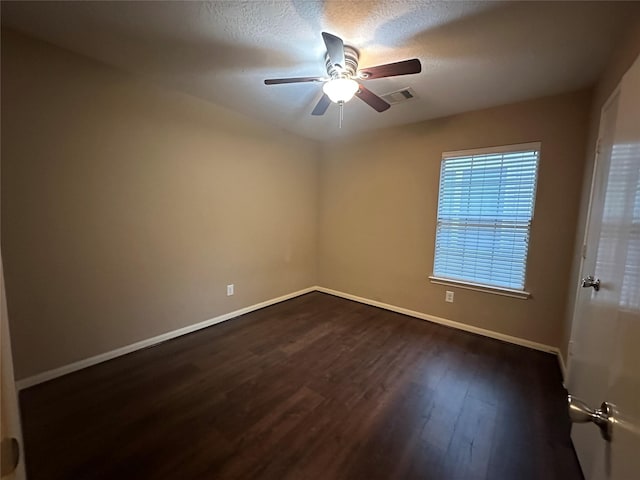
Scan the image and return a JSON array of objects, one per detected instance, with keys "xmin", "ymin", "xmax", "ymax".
[
  {"xmin": 227, "ymin": 284, "xmax": 234, "ymax": 296},
  {"xmin": 445, "ymin": 291, "xmax": 454, "ymax": 303}
]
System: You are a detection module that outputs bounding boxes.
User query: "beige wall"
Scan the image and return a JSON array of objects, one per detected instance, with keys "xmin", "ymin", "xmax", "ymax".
[
  {"xmin": 4, "ymin": 25, "xmax": 620, "ymax": 381},
  {"xmin": 318, "ymin": 90, "xmax": 591, "ymax": 349},
  {"xmin": 562, "ymin": 16, "xmax": 640, "ymax": 359},
  {"xmin": 1, "ymin": 30, "xmax": 320, "ymax": 380}
]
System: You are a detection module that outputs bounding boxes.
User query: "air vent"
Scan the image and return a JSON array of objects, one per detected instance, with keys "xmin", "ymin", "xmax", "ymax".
[{"xmin": 380, "ymin": 87, "xmax": 417, "ymax": 105}]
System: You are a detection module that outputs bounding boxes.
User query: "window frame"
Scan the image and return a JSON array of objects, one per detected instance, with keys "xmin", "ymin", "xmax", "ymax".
[{"xmin": 428, "ymin": 142, "xmax": 541, "ymax": 299}]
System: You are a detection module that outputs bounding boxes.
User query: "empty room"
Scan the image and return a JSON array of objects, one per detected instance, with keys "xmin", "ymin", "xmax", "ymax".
[{"xmin": 1, "ymin": 1, "xmax": 639, "ymax": 479}]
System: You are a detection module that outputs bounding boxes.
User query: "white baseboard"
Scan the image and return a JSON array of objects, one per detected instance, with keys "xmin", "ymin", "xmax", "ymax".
[
  {"xmin": 17, "ymin": 285, "xmax": 566, "ymax": 390},
  {"xmin": 557, "ymin": 350, "xmax": 568, "ymax": 384},
  {"xmin": 316, "ymin": 286, "xmax": 564, "ymax": 368},
  {"xmin": 16, "ymin": 286, "xmax": 316, "ymax": 390}
]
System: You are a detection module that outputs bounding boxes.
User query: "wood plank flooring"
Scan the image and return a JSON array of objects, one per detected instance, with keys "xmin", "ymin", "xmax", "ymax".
[{"xmin": 19, "ymin": 292, "xmax": 583, "ymax": 479}]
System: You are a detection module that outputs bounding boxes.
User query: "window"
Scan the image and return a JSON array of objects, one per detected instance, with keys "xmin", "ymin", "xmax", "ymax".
[{"xmin": 430, "ymin": 143, "xmax": 540, "ymax": 297}]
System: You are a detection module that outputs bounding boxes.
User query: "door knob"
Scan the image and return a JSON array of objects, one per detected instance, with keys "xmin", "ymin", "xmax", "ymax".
[
  {"xmin": 581, "ymin": 275, "xmax": 601, "ymax": 291},
  {"xmin": 568, "ymin": 395, "xmax": 615, "ymax": 441}
]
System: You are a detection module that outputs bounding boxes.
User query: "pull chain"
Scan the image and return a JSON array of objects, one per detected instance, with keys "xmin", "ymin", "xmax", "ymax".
[{"xmin": 339, "ymin": 101, "xmax": 344, "ymax": 128}]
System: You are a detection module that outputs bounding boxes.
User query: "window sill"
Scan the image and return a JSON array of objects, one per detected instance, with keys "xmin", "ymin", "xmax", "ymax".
[{"xmin": 428, "ymin": 276, "xmax": 531, "ymax": 300}]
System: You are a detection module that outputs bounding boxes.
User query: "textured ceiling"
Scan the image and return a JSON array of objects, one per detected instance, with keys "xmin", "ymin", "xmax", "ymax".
[{"xmin": 2, "ymin": 1, "xmax": 639, "ymax": 141}]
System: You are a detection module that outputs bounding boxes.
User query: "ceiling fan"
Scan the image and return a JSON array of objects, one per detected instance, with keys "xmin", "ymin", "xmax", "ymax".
[{"xmin": 264, "ymin": 32, "xmax": 422, "ymax": 118}]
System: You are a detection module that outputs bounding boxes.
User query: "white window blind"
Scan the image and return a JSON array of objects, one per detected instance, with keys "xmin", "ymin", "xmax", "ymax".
[{"xmin": 433, "ymin": 144, "xmax": 540, "ymax": 291}]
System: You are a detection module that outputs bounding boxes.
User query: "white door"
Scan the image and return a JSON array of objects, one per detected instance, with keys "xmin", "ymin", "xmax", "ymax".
[{"xmin": 567, "ymin": 53, "xmax": 640, "ymax": 479}]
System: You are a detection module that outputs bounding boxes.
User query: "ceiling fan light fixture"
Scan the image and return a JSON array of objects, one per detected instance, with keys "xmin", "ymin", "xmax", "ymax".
[
  {"xmin": 322, "ymin": 78, "xmax": 359, "ymax": 103},
  {"xmin": 264, "ymin": 32, "xmax": 421, "ymax": 118}
]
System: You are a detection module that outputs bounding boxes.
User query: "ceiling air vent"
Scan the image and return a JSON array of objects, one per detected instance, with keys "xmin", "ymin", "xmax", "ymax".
[{"xmin": 380, "ymin": 87, "xmax": 417, "ymax": 105}]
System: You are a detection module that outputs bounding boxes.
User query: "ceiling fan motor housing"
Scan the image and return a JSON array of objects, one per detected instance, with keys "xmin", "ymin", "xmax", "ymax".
[{"xmin": 325, "ymin": 45, "xmax": 359, "ymax": 79}]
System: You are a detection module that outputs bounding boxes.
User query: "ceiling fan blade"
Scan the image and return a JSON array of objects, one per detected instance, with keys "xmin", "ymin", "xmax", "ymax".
[
  {"xmin": 322, "ymin": 32, "xmax": 345, "ymax": 69},
  {"xmin": 264, "ymin": 76, "xmax": 326, "ymax": 85},
  {"xmin": 311, "ymin": 94, "xmax": 331, "ymax": 116},
  {"xmin": 358, "ymin": 58, "xmax": 422, "ymax": 80},
  {"xmin": 355, "ymin": 85, "xmax": 390, "ymax": 112}
]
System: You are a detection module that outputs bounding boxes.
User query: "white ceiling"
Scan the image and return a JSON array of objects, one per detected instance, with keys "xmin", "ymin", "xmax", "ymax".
[{"xmin": 2, "ymin": 1, "xmax": 639, "ymax": 141}]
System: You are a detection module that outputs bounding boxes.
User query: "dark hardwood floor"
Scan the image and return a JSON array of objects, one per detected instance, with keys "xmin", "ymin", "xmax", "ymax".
[{"xmin": 20, "ymin": 292, "xmax": 583, "ymax": 479}]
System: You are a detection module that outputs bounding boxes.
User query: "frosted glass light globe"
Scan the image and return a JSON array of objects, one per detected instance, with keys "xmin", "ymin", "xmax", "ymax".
[{"xmin": 322, "ymin": 78, "xmax": 359, "ymax": 103}]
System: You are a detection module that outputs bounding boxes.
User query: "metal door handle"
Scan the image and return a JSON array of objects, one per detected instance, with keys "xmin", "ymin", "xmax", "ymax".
[
  {"xmin": 581, "ymin": 275, "xmax": 600, "ymax": 291},
  {"xmin": 568, "ymin": 395, "xmax": 615, "ymax": 441}
]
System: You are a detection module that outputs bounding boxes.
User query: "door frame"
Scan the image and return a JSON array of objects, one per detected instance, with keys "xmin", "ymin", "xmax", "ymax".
[
  {"xmin": 1, "ymin": 255, "xmax": 26, "ymax": 479},
  {"xmin": 1, "ymin": 107, "xmax": 27, "ymax": 477}
]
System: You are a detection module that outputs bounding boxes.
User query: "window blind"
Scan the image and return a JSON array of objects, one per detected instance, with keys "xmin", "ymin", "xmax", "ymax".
[{"xmin": 434, "ymin": 146, "xmax": 540, "ymax": 290}]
